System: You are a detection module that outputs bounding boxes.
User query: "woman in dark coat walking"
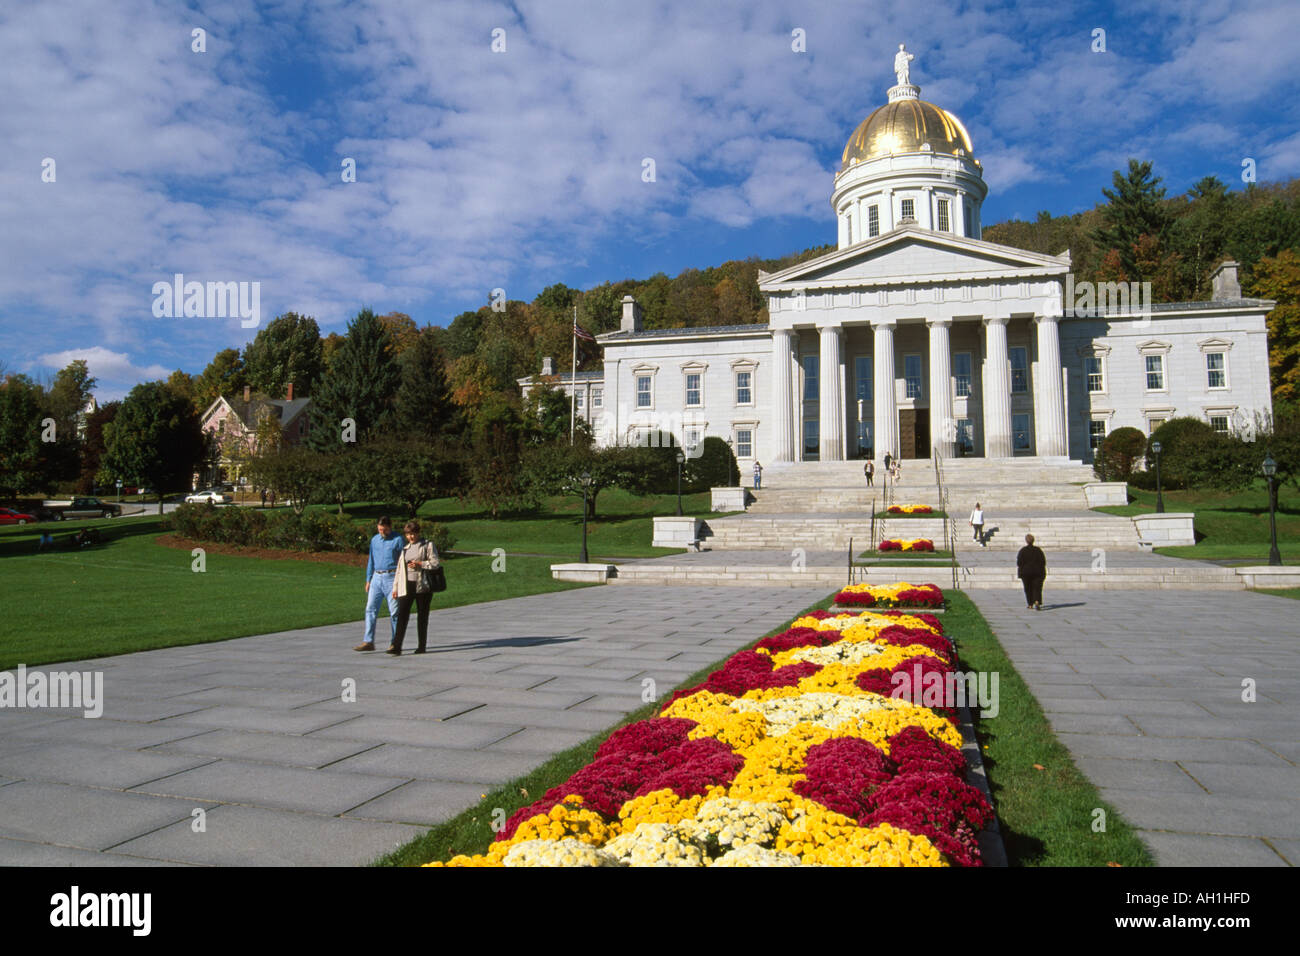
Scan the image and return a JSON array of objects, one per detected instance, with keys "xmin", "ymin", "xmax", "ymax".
[{"xmin": 1016, "ymin": 533, "xmax": 1046, "ymax": 610}]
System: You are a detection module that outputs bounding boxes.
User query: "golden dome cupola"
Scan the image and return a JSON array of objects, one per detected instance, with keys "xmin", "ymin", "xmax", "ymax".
[{"xmin": 830, "ymin": 44, "xmax": 988, "ymax": 249}]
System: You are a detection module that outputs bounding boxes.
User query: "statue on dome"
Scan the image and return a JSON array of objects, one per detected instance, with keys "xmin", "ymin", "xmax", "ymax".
[{"xmin": 894, "ymin": 43, "xmax": 914, "ymax": 86}]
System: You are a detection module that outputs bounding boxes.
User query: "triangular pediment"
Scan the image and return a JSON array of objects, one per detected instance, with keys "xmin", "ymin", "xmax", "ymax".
[{"xmin": 760, "ymin": 225, "xmax": 1069, "ymax": 291}]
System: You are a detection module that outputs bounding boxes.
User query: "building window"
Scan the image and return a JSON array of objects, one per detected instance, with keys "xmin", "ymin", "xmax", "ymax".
[
  {"xmin": 1085, "ymin": 356, "xmax": 1104, "ymax": 393},
  {"xmin": 1012, "ymin": 413, "xmax": 1031, "ymax": 451},
  {"xmin": 868, "ymin": 205, "xmax": 880, "ymax": 237},
  {"xmin": 857, "ymin": 420, "xmax": 873, "ymax": 458},
  {"xmin": 803, "ymin": 355, "xmax": 819, "ymax": 401},
  {"xmin": 1089, "ymin": 420, "xmax": 1106, "ymax": 453},
  {"xmin": 592, "ymin": 388, "xmax": 603, "ymax": 408},
  {"xmin": 957, "ymin": 418, "xmax": 974, "ymax": 454},
  {"xmin": 904, "ymin": 354, "xmax": 922, "ymax": 399},
  {"xmin": 684, "ymin": 428, "xmax": 701, "ymax": 451},
  {"xmin": 803, "ymin": 419, "xmax": 819, "ymax": 460},
  {"xmin": 936, "ymin": 199, "xmax": 950, "ymax": 232},
  {"xmin": 1147, "ymin": 417, "xmax": 1165, "ymax": 435},
  {"xmin": 736, "ymin": 428, "xmax": 753, "ymax": 458},
  {"xmin": 685, "ymin": 372, "xmax": 702, "ymax": 407},
  {"xmin": 900, "ymin": 198, "xmax": 915, "ymax": 221},
  {"xmin": 953, "ymin": 353, "xmax": 971, "ymax": 397},
  {"xmin": 1206, "ymin": 352, "xmax": 1226, "ymax": 389},
  {"xmin": 855, "ymin": 356, "xmax": 872, "ymax": 401},
  {"xmin": 1010, "ymin": 347, "xmax": 1028, "ymax": 393},
  {"xmin": 636, "ymin": 375, "xmax": 652, "ymax": 408},
  {"xmin": 1210, "ymin": 415, "xmax": 1229, "ymax": 434},
  {"xmin": 735, "ymin": 370, "xmax": 752, "ymax": 405},
  {"xmin": 575, "ymin": 390, "xmax": 584, "ymax": 410},
  {"xmin": 1145, "ymin": 355, "xmax": 1164, "ymax": 390}
]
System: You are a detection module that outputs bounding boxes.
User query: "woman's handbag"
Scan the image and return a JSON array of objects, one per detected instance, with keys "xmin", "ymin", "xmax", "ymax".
[{"xmin": 426, "ymin": 564, "xmax": 447, "ymax": 592}]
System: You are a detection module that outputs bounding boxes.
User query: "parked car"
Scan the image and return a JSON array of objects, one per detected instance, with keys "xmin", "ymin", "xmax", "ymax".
[
  {"xmin": 41, "ymin": 497, "xmax": 122, "ymax": 520},
  {"xmin": 0, "ymin": 507, "xmax": 38, "ymax": 525},
  {"xmin": 185, "ymin": 489, "xmax": 234, "ymax": 504}
]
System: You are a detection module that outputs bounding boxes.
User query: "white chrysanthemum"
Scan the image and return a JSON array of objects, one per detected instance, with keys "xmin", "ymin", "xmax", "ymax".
[
  {"xmin": 710, "ymin": 844, "xmax": 806, "ymax": 867},
  {"xmin": 502, "ymin": 838, "xmax": 620, "ymax": 867},
  {"xmin": 787, "ymin": 640, "xmax": 887, "ymax": 667},
  {"xmin": 603, "ymin": 823, "xmax": 706, "ymax": 867},
  {"xmin": 685, "ymin": 798, "xmax": 787, "ymax": 848},
  {"xmin": 732, "ymin": 692, "xmax": 906, "ymax": 736}
]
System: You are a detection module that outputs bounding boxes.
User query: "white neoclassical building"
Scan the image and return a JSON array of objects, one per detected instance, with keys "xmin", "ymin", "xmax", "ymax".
[{"xmin": 529, "ymin": 49, "xmax": 1276, "ymax": 466}]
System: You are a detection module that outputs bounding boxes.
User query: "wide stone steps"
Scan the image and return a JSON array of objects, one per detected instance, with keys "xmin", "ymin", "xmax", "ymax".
[
  {"xmin": 609, "ymin": 564, "xmax": 1244, "ymax": 589},
  {"xmin": 702, "ymin": 516, "xmax": 1142, "ymax": 550},
  {"xmin": 747, "ymin": 487, "xmax": 1088, "ymax": 513}
]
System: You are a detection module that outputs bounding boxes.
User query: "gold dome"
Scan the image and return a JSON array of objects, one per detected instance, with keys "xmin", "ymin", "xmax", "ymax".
[{"xmin": 841, "ymin": 98, "xmax": 974, "ymax": 168}]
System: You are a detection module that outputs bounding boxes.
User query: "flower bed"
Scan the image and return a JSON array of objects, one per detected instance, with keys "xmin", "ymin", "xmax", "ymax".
[
  {"xmin": 888, "ymin": 504, "xmax": 933, "ymax": 515},
  {"xmin": 878, "ymin": 538, "xmax": 935, "ymax": 553},
  {"xmin": 427, "ymin": 601, "xmax": 992, "ymax": 867},
  {"xmin": 833, "ymin": 582, "xmax": 944, "ymax": 608}
]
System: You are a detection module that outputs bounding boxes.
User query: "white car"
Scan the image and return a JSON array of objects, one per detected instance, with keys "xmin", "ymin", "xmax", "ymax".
[{"xmin": 185, "ymin": 489, "xmax": 233, "ymax": 504}]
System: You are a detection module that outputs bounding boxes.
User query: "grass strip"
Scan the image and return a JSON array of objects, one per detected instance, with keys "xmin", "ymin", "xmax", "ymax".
[{"xmin": 944, "ymin": 591, "xmax": 1154, "ymax": 867}]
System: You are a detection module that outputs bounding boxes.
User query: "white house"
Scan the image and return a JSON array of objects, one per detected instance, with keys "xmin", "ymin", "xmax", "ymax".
[{"xmin": 531, "ymin": 49, "xmax": 1275, "ymax": 468}]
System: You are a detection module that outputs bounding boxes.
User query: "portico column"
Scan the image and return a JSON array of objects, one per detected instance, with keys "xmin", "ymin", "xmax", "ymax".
[
  {"xmin": 982, "ymin": 317, "xmax": 1013, "ymax": 457},
  {"xmin": 849, "ymin": 203, "xmax": 861, "ymax": 246},
  {"xmin": 770, "ymin": 329, "xmax": 795, "ymax": 462},
  {"xmin": 881, "ymin": 188, "xmax": 894, "ymax": 232},
  {"xmin": 872, "ymin": 319, "xmax": 898, "ymax": 460},
  {"xmin": 837, "ymin": 212, "xmax": 849, "ymax": 248},
  {"xmin": 921, "ymin": 186, "xmax": 934, "ymax": 229},
  {"xmin": 818, "ymin": 325, "xmax": 845, "ymax": 461},
  {"xmin": 927, "ymin": 317, "xmax": 954, "ymax": 458},
  {"xmin": 1034, "ymin": 315, "xmax": 1068, "ymax": 457},
  {"xmin": 954, "ymin": 189, "xmax": 966, "ymax": 237}
]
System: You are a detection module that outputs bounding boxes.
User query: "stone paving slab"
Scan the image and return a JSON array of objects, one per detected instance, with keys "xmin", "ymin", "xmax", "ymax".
[
  {"xmin": 325, "ymin": 744, "xmax": 542, "ymax": 784},
  {"xmin": 0, "ymin": 782, "xmax": 215, "ymax": 853},
  {"xmin": 0, "ymin": 838, "xmax": 195, "ymax": 866},
  {"xmin": 968, "ymin": 587, "xmax": 1300, "ymax": 867},
  {"xmin": 130, "ymin": 761, "xmax": 409, "ymax": 816},
  {"xmin": 148, "ymin": 729, "xmax": 381, "ymax": 769},
  {"xmin": 0, "ymin": 742, "xmax": 218, "ymax": 790},
  {"xmin": 109, "ymin": 805, "xmax": 426, "ymax": 866},
  {"xmin": 344, "ymin": 780, "xmax": 496, "ymax": 826}
]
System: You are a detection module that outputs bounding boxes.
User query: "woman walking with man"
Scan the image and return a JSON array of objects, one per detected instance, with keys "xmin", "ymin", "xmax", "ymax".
[{"xmin": 388, "ymin": 520, "xmax": 441, "ymax": 655}]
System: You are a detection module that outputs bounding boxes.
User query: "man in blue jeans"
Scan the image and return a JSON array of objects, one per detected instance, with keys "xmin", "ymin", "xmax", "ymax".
[{"xmin": 356, "ymin": 516, "xmax": 404, "ymax": 651}]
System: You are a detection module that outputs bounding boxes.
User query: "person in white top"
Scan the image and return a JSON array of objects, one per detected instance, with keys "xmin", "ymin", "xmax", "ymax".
[{"xmin": 970, "ymin": 502, "xmax": 985, "ymax": 547}]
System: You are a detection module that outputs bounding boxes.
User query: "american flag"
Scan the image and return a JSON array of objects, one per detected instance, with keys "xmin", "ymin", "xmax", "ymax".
[{"xmin": 572, "ymin": 319, "xmax": 597, "ymax": 343}]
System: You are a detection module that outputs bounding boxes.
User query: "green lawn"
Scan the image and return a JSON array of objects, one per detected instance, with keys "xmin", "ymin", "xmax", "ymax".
[
  {"xmin": 1094, "ymin": 483, "xmax": 1300, "ymax": 564},
  {"xmin": 0, "ymin": 516, "xmax": 592, "ymax": 670},
  {"xmin": 339, "ymin": 488, "xmax": 715, "ymax": 559}
]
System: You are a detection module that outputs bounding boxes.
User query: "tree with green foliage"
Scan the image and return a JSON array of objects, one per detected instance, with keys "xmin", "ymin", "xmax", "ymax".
[
  {"xmin": 1094, "ymin": 426, "xmax": 1147, "ymax": 481},
  {"xmin": 1145, "ymin": 417, "xmax": 1216, "ymax": 490},
  {"xmin": 307, "ymin": 308, "xmax": 401, "ymax": 451},
  {"xmin": 394, "ymin": 327, "xmax": 459, "ymax": 440},
  {"xmin": 684, "ymin": 436, "xmax": 740, "ymax": 492},
  {"xmin": 1092, "ymin": 159, "xmax": 1172, "ymax": 283},
  {"xmin": 102, "ymin": 381, "xmax": 207, "ymax": 510},
  {"xmin": 367, "ymin": 436, "xmax": 462, "ymax": 516},
  {"xmin": 194, "ymin": 348, "xmax": 248, "ymax": 411},
  {"xmin": 47, "ymin": 360, "xmax": 97, "ymax": 434},
  {"xmin": 77, "ymin": 400, "xmax": 119, "ymax": 494},
  {"xmin": 243, "ymin": 312, "xmax": 324, "ymax": 398},
  {"xmin": 0, "ymin": 375, "xmax": 59, "ymax": 498}
]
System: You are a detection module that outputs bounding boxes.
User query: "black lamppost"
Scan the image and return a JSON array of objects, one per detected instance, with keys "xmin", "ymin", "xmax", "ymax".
[
  {"xmin": 579, "ymin": 471, "xmax": 592, "ymax": 563},
  {"xmin": 675, "ymin": 449, "xmax": 685, "ymax": 516},
  {"xmin": 1263, "ymin": 453, "xmax": 1281, "ymax": 567},
  {"xmin": 1151, "ymin": 441, "xmax": 1165, "ymax": 513}
]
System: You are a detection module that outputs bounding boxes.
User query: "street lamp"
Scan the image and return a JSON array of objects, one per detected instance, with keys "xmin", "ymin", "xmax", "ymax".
[
  {"xmin": 1263, "ymin": 453, "xmax": 1281, "ymax": 567},
  {"xmin": 579, "ymin": 471, "xmax": 592, "ymax": 563},
  {"xmin": 675, "ymin": 449, "xmax": 686, "ymax": 516},
  {"xmin": 1151, "ymin": 441, "xmax": 1164, "ymax": 513}
]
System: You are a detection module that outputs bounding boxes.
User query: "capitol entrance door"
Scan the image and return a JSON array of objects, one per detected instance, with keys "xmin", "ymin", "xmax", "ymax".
[{"xmin": 897, "ymin": 410, "xmax": 930, "ymax": 459}]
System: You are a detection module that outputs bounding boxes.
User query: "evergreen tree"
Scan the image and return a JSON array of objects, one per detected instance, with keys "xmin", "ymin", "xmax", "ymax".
[
  {"xmin": 1092, "ymin": 159, "xmax": 1172, "ymax": 282},
  {"xmin": 243, "ymin": 312, "xmax": 324, "ymax": 398},
  {"xmin": 307, "ymin": 308, "xmax": 400, "ymax": 450},
  {"xmin": 394, "ymin": 327, "xmax": 459, "ymax": 440}
]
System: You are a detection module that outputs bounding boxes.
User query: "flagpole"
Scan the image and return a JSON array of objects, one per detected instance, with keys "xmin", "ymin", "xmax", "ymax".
[{"xmin": 570, "ymin": 304, "xmax": 577, "ymax": 445}]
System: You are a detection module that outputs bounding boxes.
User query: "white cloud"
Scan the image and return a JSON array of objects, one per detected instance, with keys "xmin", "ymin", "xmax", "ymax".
[{"xmin": 37, "ymin": 347, "xmax": 171, "ymax": 400}]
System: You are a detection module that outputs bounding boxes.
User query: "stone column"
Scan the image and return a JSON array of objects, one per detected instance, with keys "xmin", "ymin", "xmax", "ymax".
[
  {"xmin": 982, "ymin": 317, "xmax": 1012, "ymax": 457},
  {"xmin": 818, "ymin": 325, "xmax": 844, "ymax": 461},
  {"xmin": 927, "ymin": 317, "xmax": 954, "ymax": 459},
  {"xmin": 1034, "ymin": 315, "xmax": 1067, "ymax": 457},
  {"xmin": 881, "ymin": 188, "xmax": 894, "ymax": 232},
  {"xmin": 770, "ymin": 329, "xmax": 795, "ymax": 462},
  {"xmin": 872, "ymin": 320, "xmax": 898, "ymax": 460},
  {"xmin": 954, "ymin": 190, "xmax": 966, "ymax": 237},
  {"xmin": 921, "ymin": 186, "xmax": 934, "ymax": 229},
  {"xmin": 838, "ymin": 213, "xmax": 849, "ymax": 248}
]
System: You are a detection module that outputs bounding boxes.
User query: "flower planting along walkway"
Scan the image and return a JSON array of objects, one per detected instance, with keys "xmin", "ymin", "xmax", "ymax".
[
  {"xmin": 0, "ymin": 584, "xmax": 828, "ymax": 866},
  {"xmin": 432, "ymin": 585, "xmax": 997, "ymax": 867},
  {"xmin": 965, "ymin": 588, "xmax": 1300, "ymax": 867}
]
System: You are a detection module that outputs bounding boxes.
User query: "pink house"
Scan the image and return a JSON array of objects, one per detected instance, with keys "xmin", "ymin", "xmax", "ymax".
[{"xmin": 198, "ymin": 384, "xmax": 311, "ymax": 486}]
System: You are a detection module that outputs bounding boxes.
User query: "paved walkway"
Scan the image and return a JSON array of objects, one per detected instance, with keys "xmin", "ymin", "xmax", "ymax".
[
  {"xmin": 618, "ymin": 548, "xmax": 1210, "ymax": 570},
  {"xmin": 0, "ymin": 585, "xmax": 828, "ymax": 866},
  {"xmin": 966, "ymin": 588, "xmax": 1300, "ymax": 866}
]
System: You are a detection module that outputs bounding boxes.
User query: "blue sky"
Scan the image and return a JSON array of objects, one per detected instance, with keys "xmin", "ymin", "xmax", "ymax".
[{"xmin": 3, "ymin": 0, "xmax": 1298, "ymax": 399}]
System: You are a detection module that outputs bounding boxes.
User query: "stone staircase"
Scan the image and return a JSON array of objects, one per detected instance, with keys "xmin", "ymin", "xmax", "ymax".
[{"xmin": 701, "ymin": 514, "xmax": 1142, "ymax": 551}]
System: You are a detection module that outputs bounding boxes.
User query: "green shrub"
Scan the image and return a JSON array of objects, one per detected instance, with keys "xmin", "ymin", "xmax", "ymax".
[
  {"xmin": 170, "ymin": 504, "xmax": 370, "ymax": 554},
  {"xmin": 1094, "ymin": 426, "xmax": 1147, "ymax": 481},
  {"xmin": 425, "ymin": 522, "xmax": 456, "ymax": 555},
  {"xmin": 1147, "ymin": 417, "xmax": 1216, "ymax": 489},
  {"xmin": 684, "ymin": 436, "xmax": 740, "ymax": 492}
]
